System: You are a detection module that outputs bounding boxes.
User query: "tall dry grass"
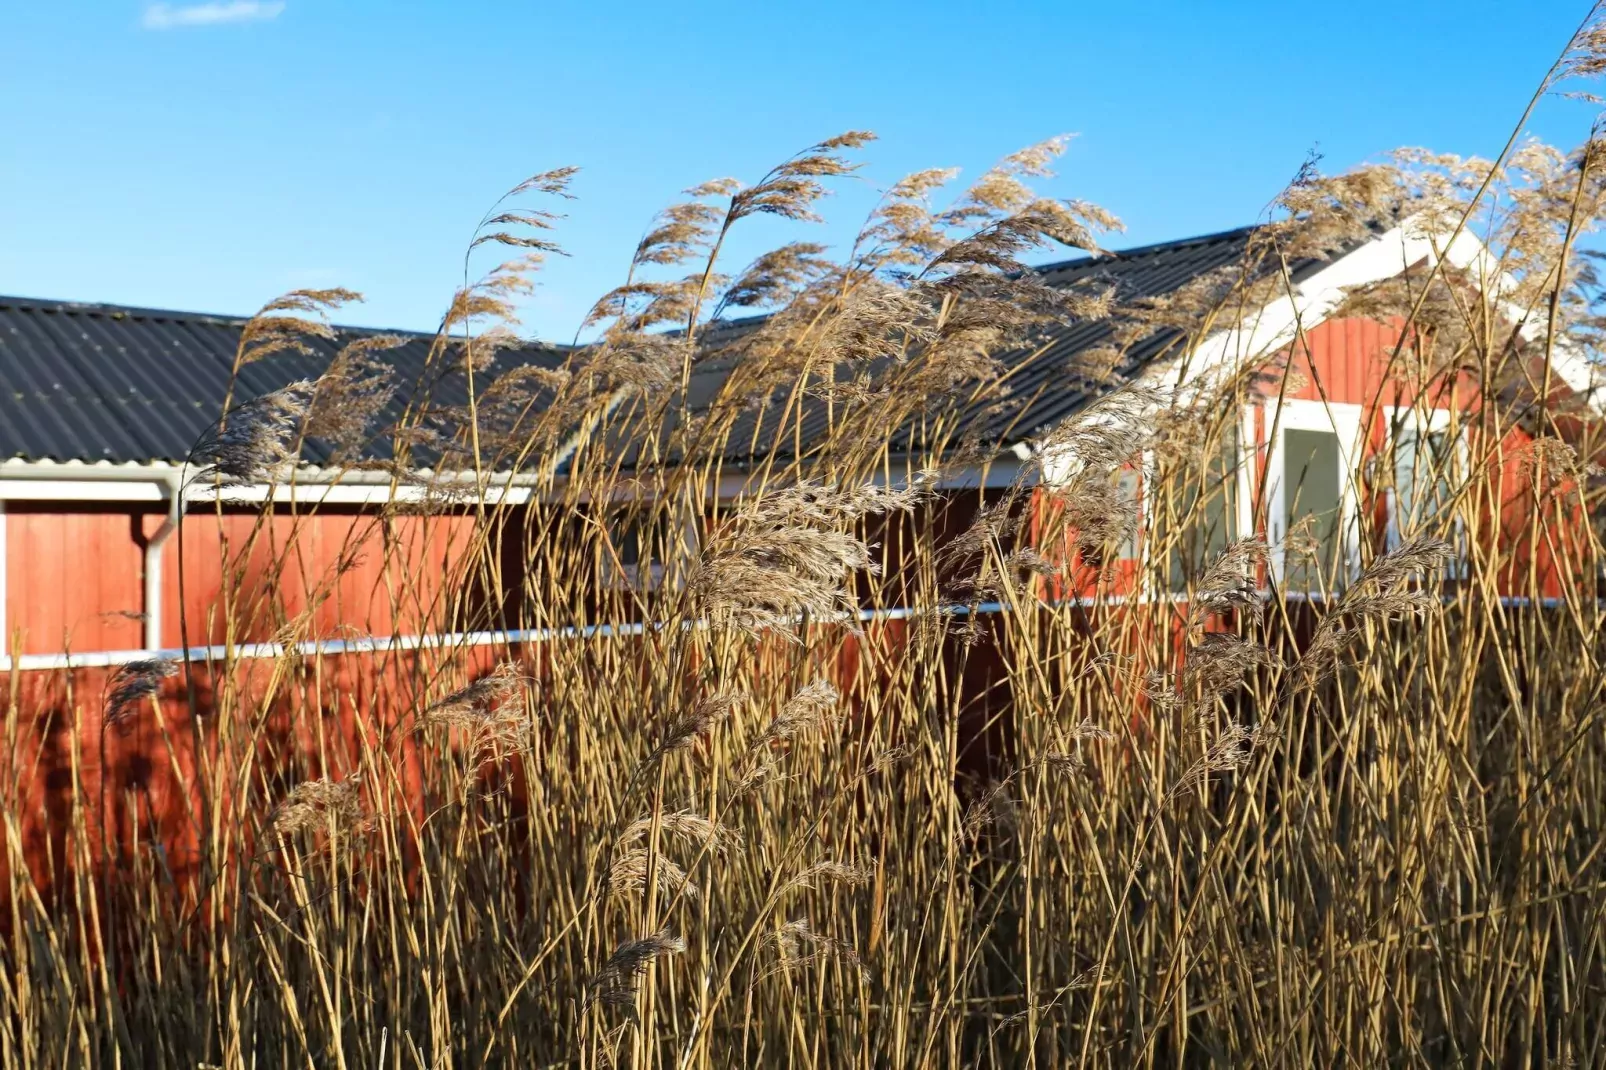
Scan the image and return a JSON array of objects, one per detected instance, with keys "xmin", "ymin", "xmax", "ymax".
[{"xmin": 6, "ymin": 15, "xmax": 1606, "ymax": 1067}]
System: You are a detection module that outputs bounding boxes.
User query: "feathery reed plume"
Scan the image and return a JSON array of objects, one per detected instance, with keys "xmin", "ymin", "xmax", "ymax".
[
  {"xmin": 712, "ymin": 241, "xmax": 834, "ymax": 319},
  {"xmin": 1034, "ymin": 386, "xmax": 1166, "ymax": 487},
  {"xmin": 1556, "ymin": 7, "xmax": 1606, "ymax": 87},
  {"xmin": 1295, "ymin": 536, "xmax": 1457, "ymax": 685},
  {"xmin": 103, "ymin": 658, "xmax": 177, "ymax": 727},
  {"xmin": 619, "ymin": 811, "xmax": 740, "ymax": 855},
  {"xmin": 1182, "ymin": 632, "xmax": 1275, "ymax": 708},
  {"xmin": 1032, "ymin": 385, "xmax": 1168, "ymax": 558},
  {"xmin": 849, "ymin": 165, "xmax": 961, "ymax": 275},
  {"xmin": 189, "ymin": 380, "xmax": 316, "ymax": 485},
  {"xmin": 644, "ymin": 693, "xmax": 738, "ymax": 768},
  {"xmin": 769, "ymin": 917, "xmax": 870, "ymax": 982},
  {"xmin": 1036, "ymin": 752, "xmax": 1086, "ymax": 775},
  {"xmin": 236, "ymin": 289, "xmax": 361, "ymax": 367},
  {"xmin": 471, "ymin": 168, "xmax": 577, "ymax": 256},
  {"xmin": 1072, "ymin": 717, "xmax": 1117, "ymax": 741},
  {"xmin": 420, "ymin": 661, "xmax": 533, "ymax": 765},
  {"xmin": 502, "ymin": 165, "xmax": 581, "ymax": 201},
  {"xmin": 1142, "ymin": 668, "xmax": 1183, "ymax": 714},
  {"xmin": 727, "ymin": 132, "xmax": 876, "ymax": 225},
  {"xmin": 960, "ymin": 779, "xmax": 1020, "ymax": 844},
  {"xmin": 1171, "ymin": 722, "xmax": 1261, "ymax": 800},
  {"xmin": 729, "ymin": 680, "xmax": 844, "ymax": 795},
  {"xmin": 1524, "ymin": 435, "xmax": 1602, "ymax": 497},
  {"xmin": 270, "ymin": 774, "xmax": 366, "ymax": 836},
  {"xmin": 786, "ymin": 860, "xmax": 872, "ymax": 893},
  {"xmin": 691, "ymin": 480, "xmax": 929, "ymax": 634},
  {"xmin": 1190, "ymin": 538, "xmax": 1270, "ymax": 627},
  {"xmin": 305, "ymin": 333, "xmax": 403, "ymax": 460},
  {"xmin": 585, "ymin": 929, "xmax": 686, "ymax": 1020},
  {"xmin": 933, "ymin": 490, "xmax": 1030, "ymax": 613},
  {"xmin": 584, "ymin": 177, "xmax": 735, "ymax": 339},
  {"xmin": 812, "ymin": 280, "xmax": 935, "ymax": 367},
  {"xmin": 635, "ymin": 183, "xmax": 736, "ymax": 267},
  {"xmin": 690, "ymin": 525, "xmax": 871, "ymax": 634},
  {"xmin": 608, "ymin": 849, "xmax": 699, "ymax": 903},
  {"xmin": 753, "ymin": 680, "xmax": 842, "ymax": 751},
  {"xmin": 863, "ymin": 742, "xmax": 916, "ymax": 776}
]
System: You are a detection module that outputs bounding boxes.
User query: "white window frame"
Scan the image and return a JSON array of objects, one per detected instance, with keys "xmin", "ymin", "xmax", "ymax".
[
  {"xmin": 1263, "ymin": 399, "xmax": 1367, "ymax": 590},
  {"xmin": 1133, "ymin": 412, "xmax": 1256, "ymax": 599},
  {"xmin": 1381, "ymin": 405, "xmax": 1468, "ymax": 573},
  {"xmin": 1236, "ymin": 403, "xmax": 1258, "ymax": 550}
]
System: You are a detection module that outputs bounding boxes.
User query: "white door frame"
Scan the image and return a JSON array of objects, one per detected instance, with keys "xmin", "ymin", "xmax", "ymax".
[{"xmin": 1263, "ymin": 398, "xmax": 1367, "ymax": 589}]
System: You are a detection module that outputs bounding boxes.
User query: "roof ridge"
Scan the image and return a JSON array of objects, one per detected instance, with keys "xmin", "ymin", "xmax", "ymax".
[
  {"xmin": 2, "ymin": 224, "xmax": 1262, "ymax": 333},
  {"xmin": 1033, "ymin": 223, "xmax": 1258, "ymax": 275},
  {"xmin": 0, "ymin": 293, "xmax": 264, "ymax": 326},
  {"xmin": 0, "ymin": 293, "xmax": 574, "ymax": 347}
]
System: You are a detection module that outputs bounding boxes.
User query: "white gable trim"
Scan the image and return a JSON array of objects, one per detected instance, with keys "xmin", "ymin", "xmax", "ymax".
[
  {"xmin": 1014, "ymin": 218, "xmax": 1604, "ymax": 468},
  {"xmin": 1165, "ymin": 219, "xmax": 1604, "ymax": 412},
  {"xmin": 1159, "ymin": 222, "xmax": 1445, "ymax": 390}
]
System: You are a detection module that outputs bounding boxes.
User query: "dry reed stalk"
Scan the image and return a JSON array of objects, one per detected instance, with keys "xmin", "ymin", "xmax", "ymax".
[{"xmin": 14, "ymin": 58, "xmax": 1606, "ymax": 1068}]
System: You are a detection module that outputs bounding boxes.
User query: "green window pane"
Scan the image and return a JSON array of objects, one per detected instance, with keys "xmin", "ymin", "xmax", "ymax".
[
  {"xmin": 1116, "ymin": 468, "xmax": 1140, "ymax": 560},
  {"xmin": 1395, "ymin": 428, "xmax": 1454, "ymax": 533},
  {"xmin": 1283, "ymin": 428, "xmax": 1342, "ymax": 591},
  {"xmin": 1168, "ymin": 426, "xmax": 1240, "ymax": 592}
]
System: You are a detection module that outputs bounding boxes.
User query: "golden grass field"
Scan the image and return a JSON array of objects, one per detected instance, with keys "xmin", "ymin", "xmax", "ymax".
[{"xmin": 6, "ymin": 15, "xmax": 1606, "ymax": 1067}]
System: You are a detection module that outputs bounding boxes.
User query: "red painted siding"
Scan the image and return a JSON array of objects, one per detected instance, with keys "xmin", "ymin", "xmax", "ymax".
[
  {"xmin": 5, "ymin": 505, "xmax": 481, "ymax": 656},
  {"xmin": 1031, "ymin": 316, "xmax": 1595, "ymax": 604}
]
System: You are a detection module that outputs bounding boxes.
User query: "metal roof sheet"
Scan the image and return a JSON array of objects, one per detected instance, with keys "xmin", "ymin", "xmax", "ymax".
[{"xmin": 0, "ymin": 226, "xmax": 1316, "ymax": 469}]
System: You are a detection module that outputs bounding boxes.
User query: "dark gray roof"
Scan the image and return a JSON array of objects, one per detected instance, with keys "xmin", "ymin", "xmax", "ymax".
[
  {"xmin": 0, "ymin": 297, "xmax": 569, "ymax": 467},
  {"xmin": 689, "ymin": 225, "xmax": 1332, "ymax": 462},
  {"xmin": 0, "ymin": 225, "xmax": 1326, "ymax": 468}
]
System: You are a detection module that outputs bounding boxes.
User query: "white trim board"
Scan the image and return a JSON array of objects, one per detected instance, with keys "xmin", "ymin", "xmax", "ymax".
[
  {"xmin": 1261, "ymin": 399, "xmax": 1367, "ymax": 587},
  {"xmin": 1012, "ymin": 217, "xmax": 1606, "ymax": 463}
]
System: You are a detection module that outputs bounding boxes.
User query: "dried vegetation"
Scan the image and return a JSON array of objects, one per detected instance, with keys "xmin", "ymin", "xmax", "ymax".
[{"xmin": 6, "ymin": 14, "xmax": 1606, "ymax": 1066}]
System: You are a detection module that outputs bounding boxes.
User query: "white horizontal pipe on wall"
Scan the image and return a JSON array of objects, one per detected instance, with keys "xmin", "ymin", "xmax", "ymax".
[
  {"xmin": 0, "ymin": 589, "xmax": 1586, "ymax": 673},
  {"xmin": 0, "ymin": 602, "xmax": 1009, "ymax": 673}
]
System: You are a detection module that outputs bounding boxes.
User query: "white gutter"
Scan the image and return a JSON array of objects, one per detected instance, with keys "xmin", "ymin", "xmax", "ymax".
[{"xmin": 0, "ymin": 465, "xmax": 185, "ymax": 651}]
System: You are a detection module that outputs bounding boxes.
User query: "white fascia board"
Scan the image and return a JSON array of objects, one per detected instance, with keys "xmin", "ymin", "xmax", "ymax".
[
  {"xmin": 0, "ymin": 461, "xmax": 541, "ymax": 506},
  {"xmin": 1160, "ymin": 220, "xmax": 1604, "ymax": 414},
  {"xmin": 930, "ymin": 459, "xmax": 1023, "ymax": 490},
  {"xmin": 188, "ymin": 482, "xmax": 534, "ymax": 506},
  {"xmin": 1434, "ymin": 229, "xmax": 1606, "ymax": 413},
  {"xmin": 1010, "ymin": 224, "xmax": 1436, "ymax": 463},
  {"xmin": 0, "ymin": 479, "xmax": 169, "ymax": 502},
  {"xmin": 1157, "ymin": 223, "xmax": 1434, "ymax": 391}
]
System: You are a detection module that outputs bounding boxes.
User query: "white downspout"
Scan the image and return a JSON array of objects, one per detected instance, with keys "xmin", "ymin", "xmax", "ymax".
[
  {"xmin": 0, "ymin": 497, "xmax": 7, "ymax": 654},
  {"xmin": 143, "ymin": 475, "xmax": 183, "ymax": 651}
]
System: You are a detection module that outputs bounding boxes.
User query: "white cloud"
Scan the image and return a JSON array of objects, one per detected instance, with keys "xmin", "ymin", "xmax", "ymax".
[{"xmin": 141, "ymin": 1, "xmax": 286, "ymax": 29}]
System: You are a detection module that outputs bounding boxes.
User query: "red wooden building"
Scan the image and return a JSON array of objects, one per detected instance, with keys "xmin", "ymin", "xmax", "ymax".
[
  {"xmin": 3, "ymin": 221, "xmax": 1602, "ymax": 904},
  {"xmin": 2, "ymin": 222, "xmax": 1601, "ymax": 671}
]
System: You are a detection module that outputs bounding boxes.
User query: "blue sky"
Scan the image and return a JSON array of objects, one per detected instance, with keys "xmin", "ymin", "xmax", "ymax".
[{"xmin": 2, "ymin": 1, "xmax": 1601, "ymax": 338}]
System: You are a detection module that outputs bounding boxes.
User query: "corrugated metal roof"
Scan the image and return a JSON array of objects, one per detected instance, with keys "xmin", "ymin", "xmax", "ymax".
[
  {"xmin": 0, "ymin": 226, "xmax": 1323, "ymax": 469},
  {"xmin": 0, "ymin": 297, "xmax": 570, "ymax": 466}
]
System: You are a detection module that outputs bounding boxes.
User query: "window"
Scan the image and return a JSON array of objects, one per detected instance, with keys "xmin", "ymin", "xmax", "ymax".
[
  {"xmin": 1385, "ymin": 412, "xmax": 1466, "ymax": 577},
  {"xmin": 1391, "ymin": 426, "xmax": 1457, "ymax": 538},
  {"xmin": 1267, "ymin": 401, "xmax": 1364, "ymax": 595},
  {"xmin": 1167, "ymin": 424, "xmax": 1244, "ymax": 592},
  {"xmin": 600, "ymin": 505, "xmax": 694, "ymax": 592},
  {"xmin": 1282, "ymin": 428, "xmax": 1344, "ymax": 591},
  {"xmin": 1115, "ymin": 467, "xmax": 1141, "ymax": 561}
]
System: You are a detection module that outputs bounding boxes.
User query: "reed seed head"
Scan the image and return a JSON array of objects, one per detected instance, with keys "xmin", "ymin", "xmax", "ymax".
[{"xmin": 103, "ymin": 658, "xmax": 177, "ymax": 727}]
